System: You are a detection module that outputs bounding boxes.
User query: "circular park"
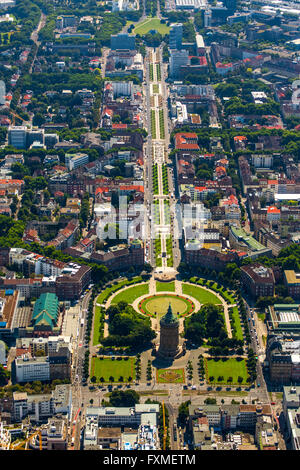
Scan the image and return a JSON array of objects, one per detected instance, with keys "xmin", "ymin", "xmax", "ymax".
[{"xmin": 138, "ymin": 294, "xmax": 195, "ymax": 318}]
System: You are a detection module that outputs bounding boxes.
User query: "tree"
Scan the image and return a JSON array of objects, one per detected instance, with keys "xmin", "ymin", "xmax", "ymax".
[
  {"xmin": 178, "ymin": 400, "xmax": 191, "ymax": 426},
  {"xmin": 204, "ymin": 398, "xmax": 217, "ymax": 405},
  {"xmin": 108, "ymin": 390, "xmax": 139, "ymax": 407},
  {"xmin": 0, "ymin": 364, "xmax": 9, "ymax": 386}
]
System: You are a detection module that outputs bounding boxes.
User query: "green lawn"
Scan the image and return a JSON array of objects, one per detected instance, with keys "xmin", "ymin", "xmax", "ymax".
[
  {"xmin": 140, "ymin": 294, "xmax": 194, "ymax": 318},
  {"xmin": 93, "ymin": 304, "xmax": 105, "ymax": 346},
  {"xmin": 125, "ymin": 21, "xmax": 135, "ymax": 29},
  {"xmin": 205, "ymin": 358, "xmax": 250, "ymax": 385},
  {"xmin": 151, "ymin": 109, "xmax": 156, "ymax": 138},
  {"xmin": 156, "ymin": 281, "xmax": 175, "ymax": 292},
  {"xmin": 149, "ymin": 63, "xmax": 154, "ymax": 81},
  {"xmin": 111, "ymin": 283, "xmax": 149, "ymax": 305},
  {"xmin": 91, "ymin": 357, "xmax": 136, "ymax": 383},
  {"xmin": 159, "ymin": 109, "xmax": 165, "ymax": 139},
  {"xmin": 229, "ymin": 306, "xmax": 244, "ymax": 341},
  {"xmin": 152, "ymin": 163, "xmax": 159, "ymax": 194},
  {"xmin": 156, "ymin": 63, "xmax": 161, "ymax": 81},
  {"xmin": 155, "ymin": 235, "xmax": 162, "ymax": 267},
  {"xmin": 134, "ymin": 18, "xmax": 170, "ymax": 36},
  {"xmin": 182, "ymin": 283, "xmax": 221, "ymax": 305}
]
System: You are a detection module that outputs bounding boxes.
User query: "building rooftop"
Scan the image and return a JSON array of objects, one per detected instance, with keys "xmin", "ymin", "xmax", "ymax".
[{"xmin": 285, "ymin": 271, "xmax": 300, "ymax": 285}]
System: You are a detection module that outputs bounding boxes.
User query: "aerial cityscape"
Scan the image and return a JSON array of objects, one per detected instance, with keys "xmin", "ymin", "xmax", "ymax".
[{"xmin": 0, "ymin": 0, "xmax": 300, "ymax": 454}]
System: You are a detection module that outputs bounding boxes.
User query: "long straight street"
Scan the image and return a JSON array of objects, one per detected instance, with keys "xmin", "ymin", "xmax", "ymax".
[{"xmin": 144, "ymin": 47, "xmax": 179, "ymax": 275}]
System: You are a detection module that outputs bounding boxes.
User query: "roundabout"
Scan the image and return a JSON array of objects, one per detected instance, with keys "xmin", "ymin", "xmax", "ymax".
[{"xmin": 138, "ymin": 294, "xmax": 195, "ymax": 318}]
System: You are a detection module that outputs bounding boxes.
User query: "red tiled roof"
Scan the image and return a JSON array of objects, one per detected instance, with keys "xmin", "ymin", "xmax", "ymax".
[
  {"xmin": 223, "ymin": 194, "xmax": 238, "ymax": 205},
  {"xmin": 53, "ymin": 165, "xmax": 67, "ymax": 171},
  {"xmin": 119, "ymin": 185, "xmax": 144, "ymax": 193},
  {"xmin": 267, "ymin": 206, "xmax": 280, "ymax": 214},
  {"xmin": 95, "ymin": 187, "xmax": 109, "ymax": 195},
  {"xmin": 215, "ymin": 166, "xmax": 226, "ymax": 173},
  {"xmin": 112, "ymin": 123, "xmax": 128, "ymax": 129},
  {"xmin": 198, "ymin": 56, "xmax": 207, "ymax": 66},
  {"xmin": 16, "ymin": 348, "xmax": 30, "ymax": 357},
  {"xmin": 216, "ymin": 62, "xmax": 233, "ymax": 68},
  {"xmin": 103, "ymin": 107, "xmax": 113, "ymax": 117},
  {"xmin": 81, "ymin": 238, "xmax": 93, "ymax": 246},
  {"xmin": 175, "ymin": 133, "xmax": 199, "ymax": 150},
  {"xmin": 0, "ymin": 179, "xmax": 24, "ymax": 185}
]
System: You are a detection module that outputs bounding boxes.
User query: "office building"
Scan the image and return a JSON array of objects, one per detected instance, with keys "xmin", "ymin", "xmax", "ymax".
[
  {"xmin": 29, "ymin": 417, "xmax": 68, "ymax": 450},
  {"xmin": 251, "ymin": 154, "xmax": 273, "ymax": 169},
  {"xmin": 55, "ymin": 15, "xmax": 77, "ymax": 30},
  {"xmin": 240, "ymin": 264, "xmax": 275, "ymax": 299},
  {"xmin": 65, "ymin": 153, "xmax": 89, "ymax": 171},
  {"xmin": 284, "ymin": 271, "xmax": 300, "ymax": 300},
  {"xmin": 11, "ymin": 346, "xmax": 71, "ymax": 384},
  {"xmin": 169, "ymin": 50, "xmax": 189, "ymax": 78},
  {"xmin": 110, "ymin": 33, "xmax": 136, "ymax": 51},
  {"xmin": 8, "ymin": 126, "xmax": 28, "ymax": 149},
  {"xmin": 12, "ymin": 356, "xmax": 51, "ymax": 383},
  {"xmin": 267, "ymin": 304, "xmax": 300, "ymax": 335},
  {"xmin": 223, "ymin": 0, "xmax": 237, "ymax": 13},
  {"xmin": 0, "ymin": 0, "xmax": 15, "ymax": 9},
  {"xmin": 267, "ymin": 334, "xmax": 300, "ymax": 384},
  {"xmin": 283, "ymin": 386, "xmax": 300, "ymax": 450},
  {"xmin": 169, "ymin": 23, "xmax": 183, "ymax": 50},
  {"xmin": 175, "ymin": 0, "xmax": 206, "ymax": 10},
  {"xmin": 84, "ymin": 404, "xmax": 159, "ymax": 449},
  {"xmin": 12, "ymin": 384, "xmax": 72, "ymax": 423},
  {"xmin": 204, "ymin": 9, "xmax": 212, "ymax": 27}
]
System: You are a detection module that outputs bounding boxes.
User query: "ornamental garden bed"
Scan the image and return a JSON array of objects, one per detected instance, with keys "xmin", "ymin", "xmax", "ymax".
[{"xmin": 156, "ymin": 368, "xmax": 185, "ymax": 384}]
